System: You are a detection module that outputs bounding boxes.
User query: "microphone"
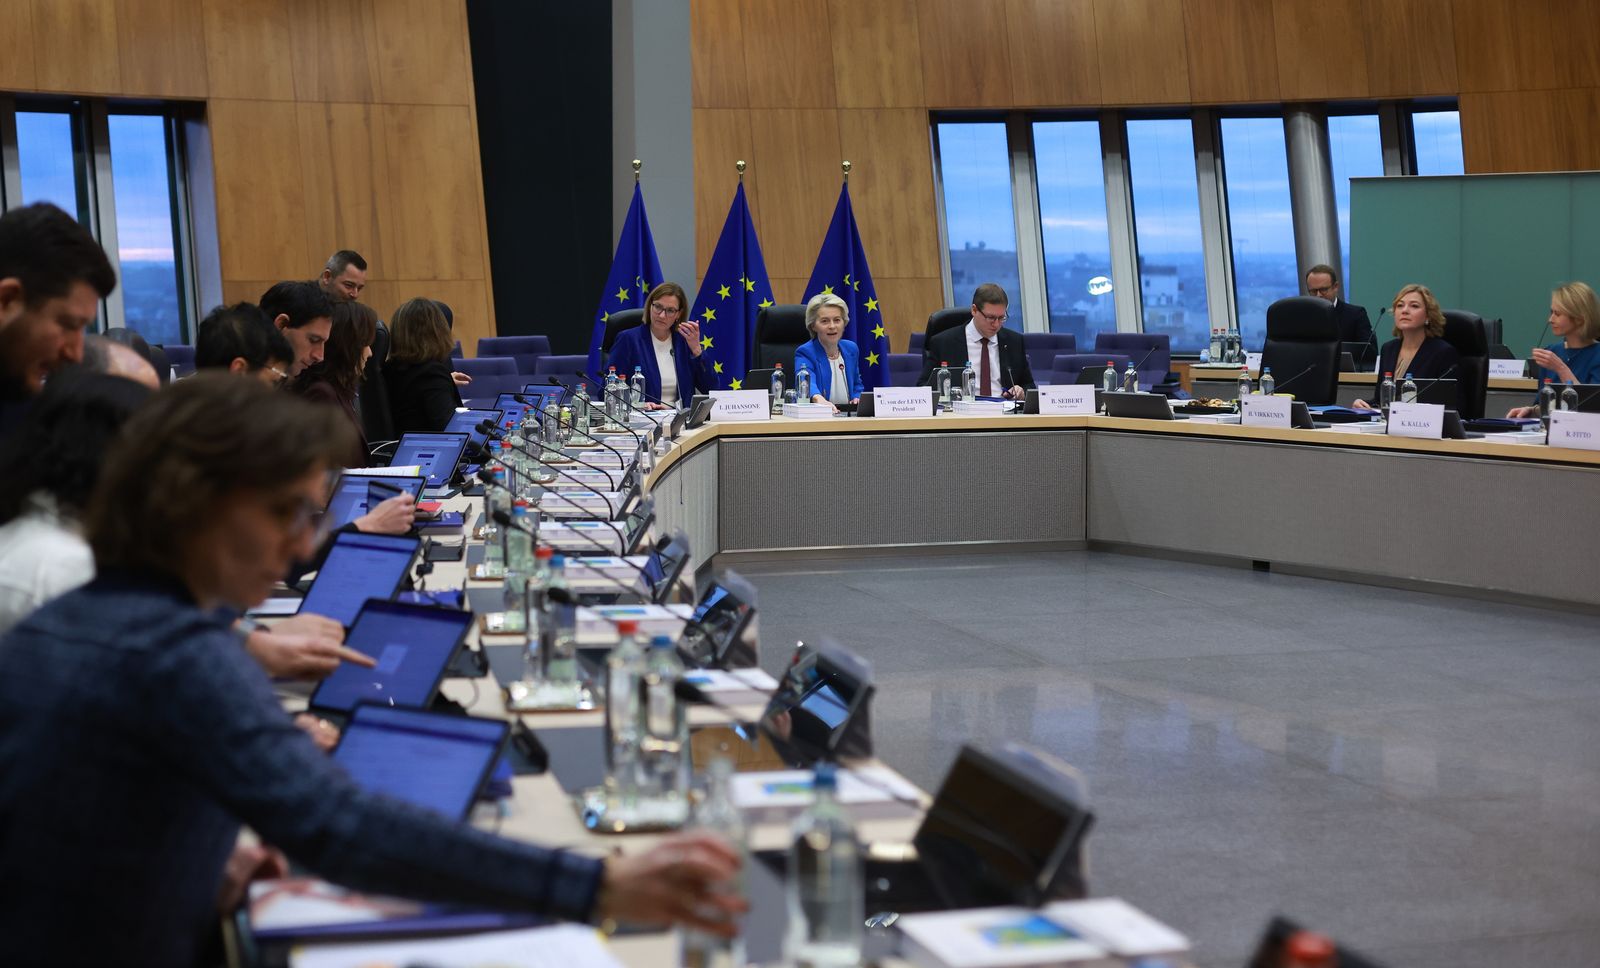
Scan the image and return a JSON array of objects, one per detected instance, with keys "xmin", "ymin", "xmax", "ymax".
[
  {"xmin": 522, "ymin": 394, "xmax": 638, "ymax": 459},
  {"xmin": 544, "ymin": 382, "xmax": 647, "ymax": 449},
  {"xmin": 481, "ymin": 421, "xmax": 631, "ymax": 511},
  {"xmin": 581, "ymin": 369, "xmax": 677, "ymax": 412},
  {"xmin": 481, "ymin": 473, "xmax": 638, "ymax": 559},
  {"xmin": 492, "ymin": 508, "xmax": 658, "ymax": 603},
  {"xmin": 1263, "ymin": 363, "xmax": 1316, "ymax": 396},
  {"xmin": 1401, "ymin": 363, "xmax": 1458, "ymax": 402}
]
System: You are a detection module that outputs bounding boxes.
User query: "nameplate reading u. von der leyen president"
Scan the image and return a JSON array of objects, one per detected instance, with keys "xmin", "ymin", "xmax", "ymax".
[
  {"xmin": 1037, "ymin": 385, "xmax": 1096, "ymax": 415},
  {"xmin": 1548, "ymin": 410, "xmax": 1600, "ymax": 451},
  {"xmin": 1386, "ymin": 401, "xmax": 1444, "ymax": 439},
  {"xmin": 708, "ymin": 389, "xmax": 771, "ymax": 422},
  {"xmin": 872, "ymin": 387, "xmax": 934, "ymax": 417},
  {"xmin": 1239, "ymin": 393, "xmax": 1292, "ymax": 428}
]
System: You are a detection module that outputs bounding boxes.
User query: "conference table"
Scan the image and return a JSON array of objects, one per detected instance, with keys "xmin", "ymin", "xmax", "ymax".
[{"xmin": 1180, "ymin": 362, "xmax": 1539, "ymax": 414}]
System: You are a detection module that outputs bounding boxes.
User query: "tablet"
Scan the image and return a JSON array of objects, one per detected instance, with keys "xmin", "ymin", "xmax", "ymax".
[
  {"xmin": 309, "ymin": 600, "xmax": 475, "ymax": 715},
  {"xmin": 390, "ymin": 432, "xmax": 469, "ymax": 488},
  {"xmin": 518, "ymin": 384, "xmax": 567, "ymax": 408},
  {"xmin": 324, "ymin": 473, "xmax": 425, "ymax": 529},
  {"xmin": 492, "ymin": 392, "xmax": 534, "ymax": 427},
  {"xmin": 443, "ymin": 408, "xmax": 503, "ymax": 450},
  {"xmin": 331, "ymin": 703, "xmax": 509, "ymax": 820},
  {"xmin": 300, "ymin": 532, "xmax": 421, "ymax": 628}
]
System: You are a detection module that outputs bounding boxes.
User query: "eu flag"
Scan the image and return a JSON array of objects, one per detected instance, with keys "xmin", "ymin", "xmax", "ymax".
[
  {"xmin": 801, "ymin": 183, "xmax": 889, "ymax": 390},
  {"xmin": 587, "ymin": 183, "xmax": 665, "ymax": 381},
  {"xmin": 689, "ymin": 183, "xmax": 774, "ymax": 389}
]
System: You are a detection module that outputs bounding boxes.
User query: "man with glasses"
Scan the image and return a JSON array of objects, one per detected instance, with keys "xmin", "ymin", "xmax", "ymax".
[
  {"xmin": 919, "ymin": 282, "xmax": 1034, "ymax": 399},
  {"xmin": 1304, "ymin": 264, "xmax": 1373, "ymax": 344},
  {"xmin": 195, "ymin": 302, "xmax": 296, "ymax": 385}
]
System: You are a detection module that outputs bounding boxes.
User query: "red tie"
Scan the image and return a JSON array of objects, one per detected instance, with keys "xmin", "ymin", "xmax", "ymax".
[{"xmin": 980, "ymin": 337, "xmax": 992, "ymax": 396}]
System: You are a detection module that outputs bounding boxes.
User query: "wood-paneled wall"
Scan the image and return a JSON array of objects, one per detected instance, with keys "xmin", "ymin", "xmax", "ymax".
[
  {"xmin": 693, "ymin": 0, "xmax": 1600, "ymax": 351},
  {"xmin": 2, "ymin": 0, "xmax": 495, "ymax": 351}
]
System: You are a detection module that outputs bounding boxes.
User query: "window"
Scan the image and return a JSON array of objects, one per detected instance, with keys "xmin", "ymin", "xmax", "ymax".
[
  {"xmin": 936, "ymin": 122, "xmax": 1022, "ymax": 322},
  {"xmin": 1126, "ymin": 118, "xmax": 1210, "ymax": 350},
  {"xmin": 108, "ymin": 113, "xmax": 183, "ymax": 346},
  {"xmin": 1033, "ymin": 120, "xmax": 1114, "ymax": 344},
  {"xmin": 1218, "ymin": 117, "xmax": 1296, "ymax": 350},
  {"xmin": 16, "ymin": 109, "xmax": 81, "ymax": 214},
  {"xmin": 1326, "ymin": 113, "xmax": 1383, "ymax": 290},
  {"xmin": 1411, "ymin": 109, "xmax": 1464, "ymax": 176}
]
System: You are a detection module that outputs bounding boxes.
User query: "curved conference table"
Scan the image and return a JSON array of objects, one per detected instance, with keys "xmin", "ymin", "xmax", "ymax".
[{"xmin": 647, "ymin": 412, "xmax": 1600, "ymax": 609}]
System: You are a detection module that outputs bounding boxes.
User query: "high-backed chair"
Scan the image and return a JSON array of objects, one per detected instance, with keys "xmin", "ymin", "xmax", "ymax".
[
  {"xmin": 1093, "ymin": 333, "xmax": 1169, "ymax": 390},
  {"xmin": 922, "ymin": 307, "xmax": 969, "ymax": 361},
  {"xmin": 477, "ymin": 335, "xmax": 550, "ymax": 374},
  {"xmin": 361, "ymin": 320, "xmax": 396, "ymax": 444},
  {"xmin": 1022, "ymin": 333, "xmax": 1076, "ymax": 376},
  {"xmin": 597, "ymin": 308, "xmax": 644, "ymax": 374},
  {"xmin": 887, "ymin": 353, "xmax": 922, "ymax": 387},
  {"xmin": 1442, "ymin": 309, "xmax": 1489, "ymax": 420},
  {"xmin": 908, "ymin": 332, "xmax": 925, "ymax": 355},
  {"xmin": 754, "ymin": 304, "xmax": 809, "ymax": 370},
  {"xmin": 1049, "ymin": 353, "xmax": 1130, "ymax": 386},
  {"xmin": 533, "ymin": 354, "xmax": 592, "ymax": 393},
  {"xmin": 1260, "ymin": 297, "xmax": 1341, "ymax": 405},
  {"xmin": 454, "ymin": 356, "xmax": 518, "ymax": 380},
  {"xmin": 450, "ymin": 340, "xmax": 462, "ymax": 359}
]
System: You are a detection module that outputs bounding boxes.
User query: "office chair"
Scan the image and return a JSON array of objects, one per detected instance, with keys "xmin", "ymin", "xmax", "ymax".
[
  {"xmin": 1022, "ymin": 333, "xmax": 1076, "ymax": 376},
  {"xmin": 476, "ymin": 335, "xmax": 550, "ymax": 374},
  {"xmin": 1094, "ymin": 333, "xmax": 1170, "ymax": 391},
  {"xmin": 361, "ymin": 320, "xmax": 396, "ymax": 443},
  {"xmin": 1441, "ymin": 309, "xmax": 1489, "ymax": 420},
  {"xmin": 753, "ymin": 304, "xmax": 809, "ymax": 370},
  {"xmin": 1259, "ymin": 297, "xmax": 1341, "ymax": 405}
]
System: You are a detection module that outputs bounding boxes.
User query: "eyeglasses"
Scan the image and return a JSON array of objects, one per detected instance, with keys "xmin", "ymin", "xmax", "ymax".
[
  {"xmin": 975, "ymin": 309, "xmax": 1008, "ymax": 325},
  {"xmin": 650, "ymin": 302, "xmax": 682, "ymax": 317},
  {"xmin": 267, "ymin": 366, "xmax": 289, "ymax": 385},
  {"xmin": 1308, "ymin": 285, "xmax": 1335, "ymax": 297}
]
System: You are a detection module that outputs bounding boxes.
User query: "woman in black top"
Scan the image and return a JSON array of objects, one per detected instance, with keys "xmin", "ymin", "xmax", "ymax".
[
  {"xmin": 290, "ymin": 300, "xmax": 377, "ymax": 465},
  {"xmin": 382, "ymin": 297, "xmax": 463, "ymax": 434},
  {"xmin": 1352, "ymin": 284, "xmax": 1459, "ymax": 409}
]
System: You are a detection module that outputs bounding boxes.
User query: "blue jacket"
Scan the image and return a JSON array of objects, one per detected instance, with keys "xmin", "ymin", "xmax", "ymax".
[
  {"xmin": 793, "ymin": 337, "xmax": 864, "ymax": 401},
  {"xmin": 608, "ymin": 323, "xmax": 711, "ymax": 403}
]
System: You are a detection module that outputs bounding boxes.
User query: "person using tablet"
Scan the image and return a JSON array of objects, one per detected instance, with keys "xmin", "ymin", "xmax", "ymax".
[
  {"xmin": 1506, "ymin": 282, "xmax": 1600, "ymax": 418},
  {"xmin": 0, "ymin": 375, "xmax": 743, "ymax": 966},
  {"xmin": 383, "ymin": 297, "xmax": 464, "ymax": 433},
  {"xmin": 606, "ymin": 281, "xmax": 711, "ymax": 408},
  {"xmin": 1351, "ymin": 284, "xmax": 1460, "ymax": 410},
  {"xmin": 793, "ymin": 292, "xmax": 862, "ymax": 410}
]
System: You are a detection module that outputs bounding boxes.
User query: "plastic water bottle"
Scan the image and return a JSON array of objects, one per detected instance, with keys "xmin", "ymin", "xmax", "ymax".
[
  {"xmin": 1539, "ymin": 377, "xmax": 1557, "ymax": 418},
  {"xmin": 1401, "ymin": 372, "xmax": 1418, "ymax": 404},
  {"xmin": 1236, "ymin": 369, "xmax": 1252, "ymax": 399},
  {"xmin": 770, "ymin": 364, "xmax": 785, "ymax": 414},
  {"xmin": 501, "ymin": 499, "xmax": 536, "ymax": 633},
  {"xmin": 961, "ymin": 360, "xmax": 976, "ymax": 400},
  {"xmin": 572, "ymin": 381, "xmax": 593, "ymax": 430},
  {"xmin": 681, "ymin": 757, "xmax": 747, "ymax": 968},
  {"xmin": 1101, "ymin": 361, "xmax": 1117, "ymax": 394},
  {"xmin": 796, "ymin": 364, "xmax": 813, "ymax": 404},
  {"xmin": 935, "ymin": 361, "xmax": 952, "ymax": 411},
  {"xmin": 1260, "ymin": 366, "xmax": 1275, "ymax": 396},
  {"xmin": 1208, "ymin": 329, "xmax": 1224, "ymax": 363},
  {"xmin": 637, "ymin": 635, "xmax": 690, "ymax": 811},
  {"xmin": 784, "ymin": 763, "xmax": 863, "ymax": 967},
  {"xmin": 518, "ymin": 412, "xmax": 547, "ymax": 489},
  {"xmin": 605, "ymin": 366, "xmax": 625, "ymax": 427},
  {"xmin": 481, "ymin": 463, "xmax": 508, "ymax": 578},
  {"xmin": 629, "ymin": 366, "xmax": 646, "ymax": 409},
  {"xmin": 541, "ymin": 555, "xmax": 579, "ymax": 689},
  {"xmin": 542, "ymin": 396, "xmax": 561, "ymax": 447},
  {"xmin": 605, "ymin": 619, "xmax": 647, "ymax": 800},
  {"xmin": 1561, "ymin": 380, "xmax": 1579, "ymax": 412},
  {"xmin": 1122, "ymin": 360, "xmax": 1138, "ymax": 393},
  {"xmin": 521, "ymin": 547, "xmax": 555, "ymax": 685},
  {"xmin": 1379, "ymin": 371, "xmax": 1395, "ymax": 414}
]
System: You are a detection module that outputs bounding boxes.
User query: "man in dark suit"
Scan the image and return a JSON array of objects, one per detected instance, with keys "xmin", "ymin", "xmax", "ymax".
[
  {"xmin": 918, "ymin": 282, "xmax": 1035, "ymax": 399},
  {"xmin": 1305, "ymin": 263, "xmax": 1373, "ymax": 345}
]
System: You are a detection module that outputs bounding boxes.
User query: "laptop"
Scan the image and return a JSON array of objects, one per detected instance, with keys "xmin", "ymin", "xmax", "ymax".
[
  {"xmin": 331, "ymin": 703, "xmax": 510, "ymax": 821},
  {"xmin": 390, "ymin": 432, "xmax": 470, "ymax": 490},
  {"xmin": 1103, "ymin": 391, "xmax": 1186, "ymax": 420},
  {"xmin": 1405, "ymin": 377, "xmax": 1458, "ymax": 409},
  {"xmin": 678, "ymin": 569, "xmax": 758, "ymax": 670},
  {"xmin": 1341, "ymin": 340, "xmax": 1377, "ymax": 371},
  {"xmin": 1567, "ymin": 383, "xmax": 1600, "ymax": 413},
  {"xmin": 324, "ymin": 473, "xmax": 425, "ymax": 529},
  {"xmin": 443, "ymin": 408, "xmax": 503, "ymax": 451},
  {"xmin": 299, "ymin": 532, "xmax": 422, "ymax": 628},
  {"xmin": 308, "ymin": 600, "xmax": 475, "ymax": 716}
]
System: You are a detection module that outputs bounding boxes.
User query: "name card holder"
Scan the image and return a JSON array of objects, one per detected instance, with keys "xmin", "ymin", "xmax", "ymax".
[
  {"xmin": 1488, "ymin": 359, "xmax": 1528, "ymax": 379},
  {"xmin": 1245, "ymin": 352, "xmax": 1263, "ymax": 372},
  {"xmin": 707, "ymin": 389, "xmax": 772, "ymax": 422},
  {"xmin": 1036, "ymin": 385, "xmax": 1097, "ymax": 415},
  {"xmin": 1547, "ymin": 410, "xmax": 1600, "ymax": 451},
  {"xmin": 1386, "ymin": 401, "xmax": 1445, "ymax": 439},
  {"xmin": 871, "ymin": 387, "xmax": 934, "ymax": 417},
  {"xmin": 1238, "ymin": 393, "xmax": 1292, "ymax": 428}
]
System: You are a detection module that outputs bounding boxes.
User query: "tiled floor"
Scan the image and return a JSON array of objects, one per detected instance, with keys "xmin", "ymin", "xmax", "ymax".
[{"xmin": 735, "ymin": 550, "xmax": 1600, "ymax": 968}]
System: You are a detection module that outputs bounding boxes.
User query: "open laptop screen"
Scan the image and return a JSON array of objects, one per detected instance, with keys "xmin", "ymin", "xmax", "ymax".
[
  {"xmin": 390, "ymin": 432, "xmax": 469, "ymax": 488},
  {"xmin": 331, "ymin": 704, "xmax": 509, "ymax": 821},
  {"xmin": 299, "ymin": 532, "xmax": 420, "ymax": 627},
  {"xmin": 310, "ymin": 600, "xmax": 474, "ymax": 714},
  {"xmin": 443, "ymin": 408, "xmax": 503, "ymax": 450},
  {"xmin": 492, "ymin": 393, "xmax": 533, "ymax": 427},
  {"xmin": 325, "ymin": 474, "xmax": 425, "ymax": 529}
]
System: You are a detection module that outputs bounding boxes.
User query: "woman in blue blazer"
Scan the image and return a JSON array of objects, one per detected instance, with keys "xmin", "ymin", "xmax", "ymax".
[
  {"xmin": 608, "ymin": 282, "xmax": 711, "ymax": 407},
  {"xmin": 792, "ymin": 292, "xmax": 863, "ymax": 409}
]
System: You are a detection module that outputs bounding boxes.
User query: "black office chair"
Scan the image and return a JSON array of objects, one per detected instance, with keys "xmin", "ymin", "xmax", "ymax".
[
  {"xmin": 753, "ymin": 304, "xmax": 809, "ymax": 370},
  {"xmin": 361, "ymin": 319, "xmax": 396, "ymax": 444},
  {"xmin": 1259, "ymin": 297, "xmax": 1341, "ymax": 405},
  {"xmin": 598, "ymin": 308, "xmax": 644, "ymax": 373},
  {"xmin": 1442, "ymin": 309, "xmax": 1489, "ymax": 420}
]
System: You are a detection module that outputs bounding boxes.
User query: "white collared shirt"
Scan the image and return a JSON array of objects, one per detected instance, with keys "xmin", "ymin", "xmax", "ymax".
[
  {"xmin": 964, "ymin": 320, "xmax": 1004, "ymax": 392},
  {"xmin": 653, "ymin": 334, "xmax": 678, "ymax": 405}
]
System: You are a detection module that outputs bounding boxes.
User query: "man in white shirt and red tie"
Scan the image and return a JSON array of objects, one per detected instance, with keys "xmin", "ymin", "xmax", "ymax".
[{"xmin": 919, "ymin": 282, "xmax": 1035, "ymax": 399}]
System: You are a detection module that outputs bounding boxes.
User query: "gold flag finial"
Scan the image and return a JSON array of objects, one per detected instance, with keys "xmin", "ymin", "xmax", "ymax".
[
  {"xmin": 842, "ymin": 160, "xmax": 851, "ymax": 181},
  {"xmin": 736, "ymin": 159, "xmax": 747, "ymax": 181},
  {"xmin": 632, "ymin": 159, "xmax": 642, "ymax": 181}
]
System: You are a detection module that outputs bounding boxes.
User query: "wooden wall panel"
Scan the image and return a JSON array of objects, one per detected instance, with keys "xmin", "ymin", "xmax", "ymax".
[
  {"xmin": 692, "ymin": 110, "xmax": 760, "ymax": 279},
  {"xmin": 288, "ymin": 0, "xmax": 382, "ymax": 103},
  {"xmin": 916, "ymin": 0, "xmax": 1013, "ymax": 108},
  {"xmin": 221, "ymin": 280, "xmax": 279, "ymax": 308},
  {"xmin": 380, "ymin": 105, "xmax": 484, "ymax": 281},
  {"xmin": 691, "ymin": 0, "xmax": 749, "ymax": 108},
  {"xmin": 835, "ymin": 109, "xmax": 938, "ymax": 278},
  {"xmin": 828, "ymin": 0, "xmax": 925, "ymax": 108},
  {"xmin": 1270, "ymin": 0, "xmax": 1369, "ymax": 100},
  {"xmin": 31, "ymin": 0, "xmax": 122, "ymax": 94},
  {"xmin": 373, "ymin": 0, "xmax": 471, "ymax": 106},
  {"xmin": 873, "ymin": 276, "xmax": 946, "ymax": 353},
  {"xmin": 296, "ymin": 102, "xmax": 392, "ymax": 276},
  {"xmin": 1181, "ymin": 0, "xmax": 1279, "ymax": 104},
  {"xmin": 0, "ymin": 4, "xmax": 37, "ymax": 90},
  {"xmin": 742, "ymin": 0, "xmax": 837, "ymax": 108},
  {"xmin": 200, "ymin": 0, "xmax": 295, "ymax": 101},
  {"xmin": 1004, "ymin": 0, "xmax": 1101, "ymax": 107},
  {"xmin": 116, "ymin": 0, "xmax": 209, "ymax": 98},
  {"xmin": 1451, "ymin": 0, "xmax": 1600, "ymax": 94},
  {"xmin": 747, "ymin": 109, "xmax": 842, "ymax": 280},
  {"xmin": 1093, "ymin": 0, "xmax": 1190, "ymax": 104},
  {"xmin": 209, "ymin": 99, "xmax": 307, "ymax": 281},
  {"xmin": 1459, "ymin": 89, "xmax": 1600, "ymax": 174},
  {"xmin": 769, "ymin": 277, "xmax": 810, "ymax": 306},
  {"xmin": 1361, "ymin": 0, "xmax": 1458, "ymax": 98}
]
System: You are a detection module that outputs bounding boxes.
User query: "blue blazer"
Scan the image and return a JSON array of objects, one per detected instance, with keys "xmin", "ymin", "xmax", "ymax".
[
  {"xmin": 793, "ymin": 338, "xmax": 864, "ymax": 401},
  {"xmin": 608, "ymin": 323, "xmax": 712, "ymax": 403}
]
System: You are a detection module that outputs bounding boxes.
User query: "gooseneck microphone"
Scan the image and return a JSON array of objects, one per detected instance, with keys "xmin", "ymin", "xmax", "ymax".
[
  {"xmin": 491, "ymin": 507, "xmax": 659, "ymax": 603},
  {"xmin": 476, "ymin": 419, "xmax": 628, "ymax": 485},
  {"xmin": 542, "ymin": 382, "xmax": 648, "ymax": 449},
  {"xmin": 1403, "ymin": 363, "xmax": 1458, "ymax": 401},
  {"xmin": 1264, "ymin": 363, "xmax": 1316, "ymax": 396}
]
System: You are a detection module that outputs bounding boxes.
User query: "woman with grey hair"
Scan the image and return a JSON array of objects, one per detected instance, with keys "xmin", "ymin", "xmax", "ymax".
[{"xmin": 792, "ymin": 292, "xmax": 863, "ymax": 409}]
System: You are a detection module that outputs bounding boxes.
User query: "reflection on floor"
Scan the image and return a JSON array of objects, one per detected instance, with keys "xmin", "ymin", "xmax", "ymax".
[{"xmin": 736, "ymin": 550, "xmax": 1600, "ymax": 968}]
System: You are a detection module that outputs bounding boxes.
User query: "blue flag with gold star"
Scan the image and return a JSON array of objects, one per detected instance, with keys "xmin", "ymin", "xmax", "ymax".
[
  {"xmin": 587, "ymin": 183, "xmax": 665, "ymax": 381},
  {"xmin": 689, "ymin": 183, "xmax": 773, "ymax": 389},
  {"xmin": 801, "ymin": 183, "xmax": 888, "ymax": 390}
]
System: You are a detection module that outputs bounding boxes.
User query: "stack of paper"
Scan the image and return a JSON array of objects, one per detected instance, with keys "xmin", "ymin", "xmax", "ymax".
[
  {"xmin": 953, "ymin": 399, "xmax": 1007, "ymax": 415},
  {"xmin": 781, "ymin": 402, "xmax": 837, "ymax": 419},
  {"xmin": 728, "ymin": 765, "xmax": 923, "ymax": 821},
  {"xmin": 575, "ymin": 603, "xmax": 694, "ymax": 643},
  {"xmin": 897, "ymin": 898, "xmax": 1188, "ymax": 968},
  {"xmin": 291, "ymin": 924, "xmax": 624, "ymax": 968}
]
